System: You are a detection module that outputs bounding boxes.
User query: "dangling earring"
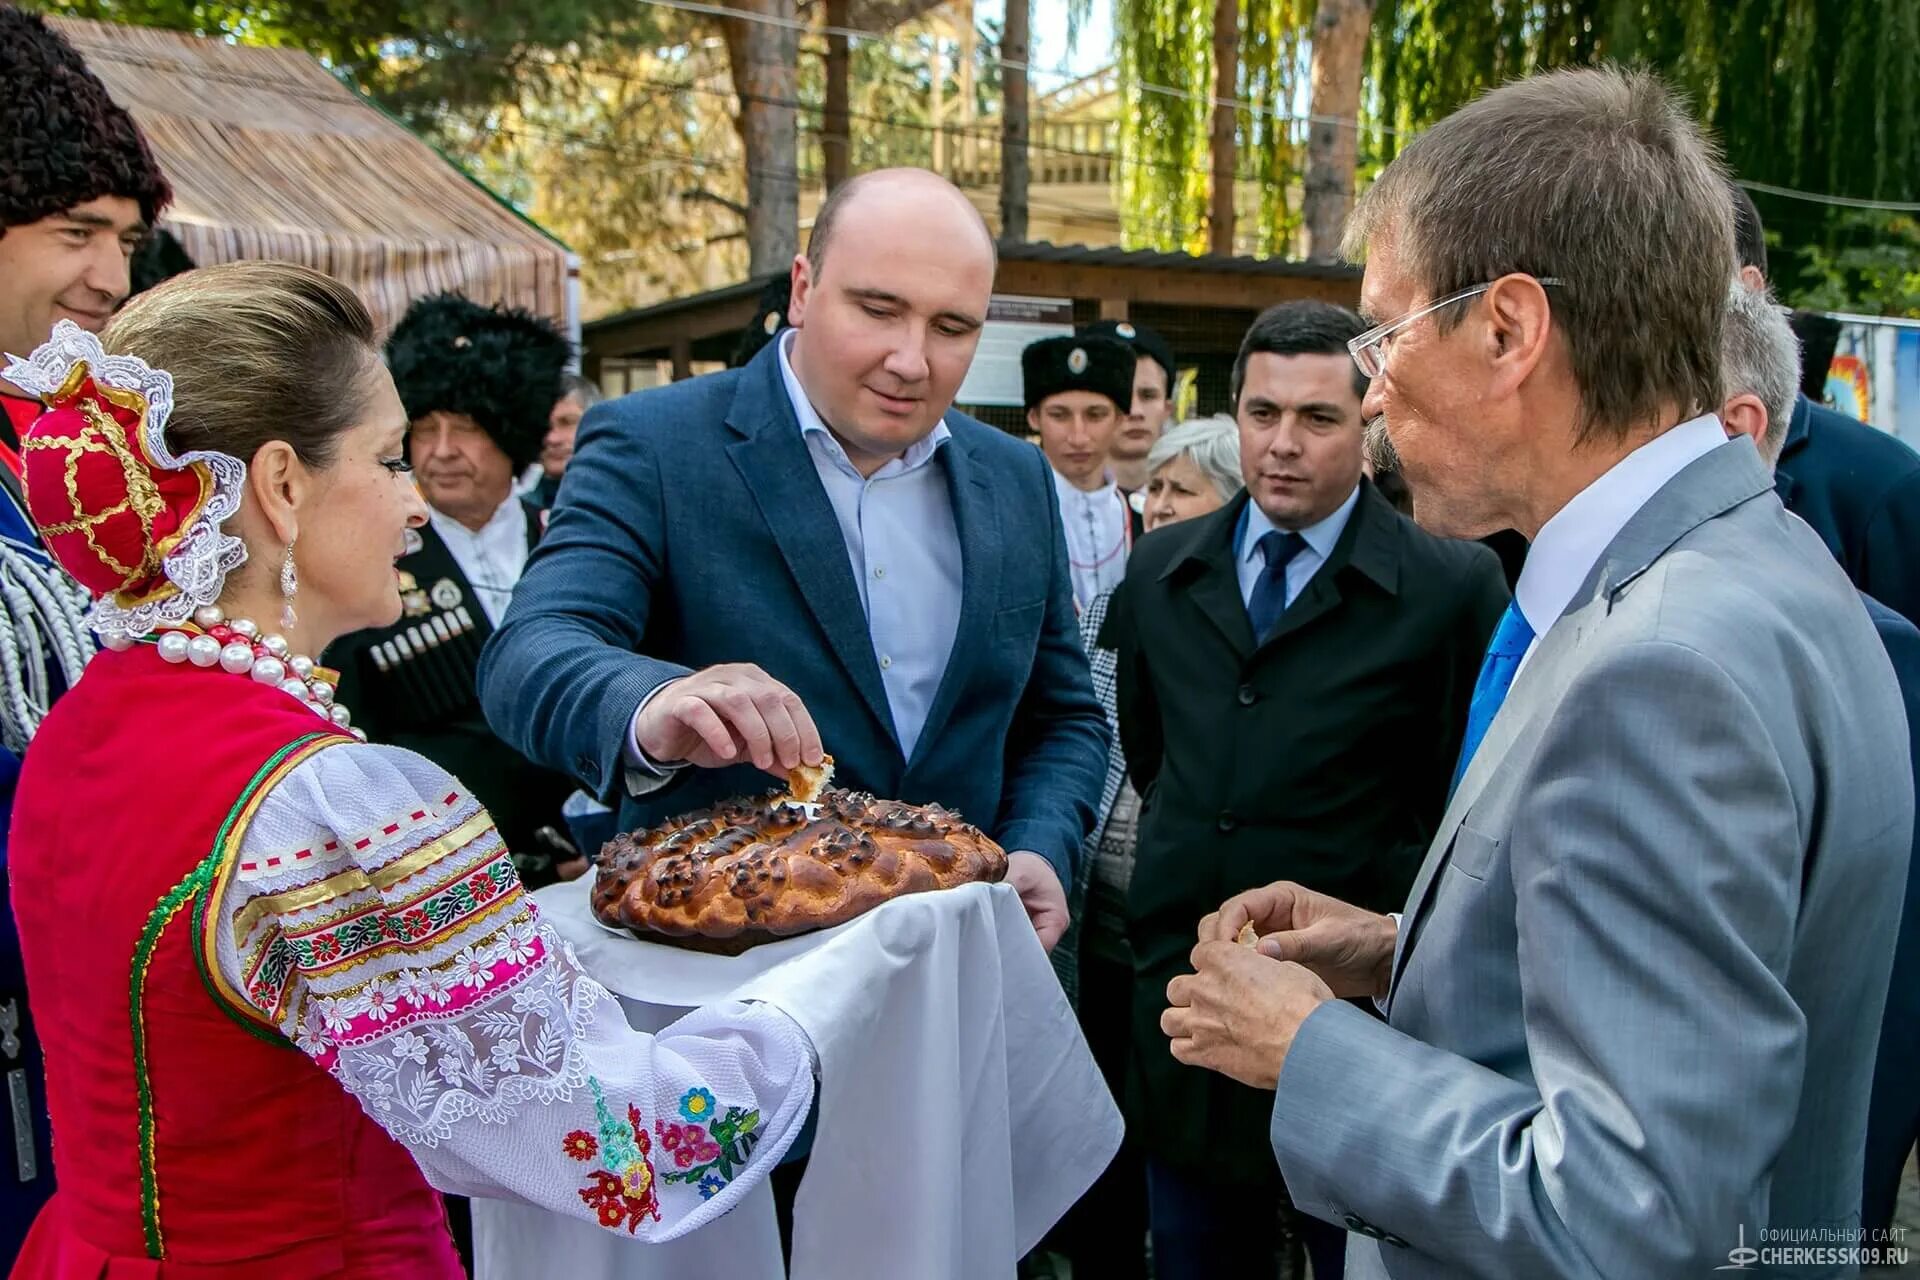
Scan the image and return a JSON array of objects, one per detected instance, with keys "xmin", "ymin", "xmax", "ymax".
[{"xmin": 279, "ymin": 541, "xmax": 299, "ymax": 631}]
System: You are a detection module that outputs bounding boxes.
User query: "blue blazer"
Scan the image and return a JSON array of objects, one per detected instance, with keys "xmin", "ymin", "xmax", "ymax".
[
  {"xmin": 1775, "ymin": 395, "xmax": 1920, "ymax": 626},
  {"xmin": 477, "ymin": 342, "xmax": 1108, "ymax": 887},
  {"xmin": 1862, "ymin": 591, "xmax": 1920, "ymax": 1230}
]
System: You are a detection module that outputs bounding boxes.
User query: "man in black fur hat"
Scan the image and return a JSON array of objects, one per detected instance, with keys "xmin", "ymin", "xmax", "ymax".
[
  {"xmin": 329, "ymin": 293, "xmax": 582, "ymax": 884},
  {"xmin": 0, "ymin": 4, "xmax": 171, "ymax": 471},
  {"xmin": 0, "ymin": 7, "xmax": 171, "ymax": 1257}
]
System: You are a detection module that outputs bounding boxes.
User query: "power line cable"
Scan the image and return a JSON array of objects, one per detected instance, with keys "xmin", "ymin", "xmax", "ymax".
[
  {"xmin": 1737, "ymin": 180, "xmax": 1920, "ymax": 214},
  {"xmin": 70, "ymin": 22, "xmax": 1909, "ymax": 215},
  {"xmin": 631, "ymin": 0, "xmax": 1387, "ymax": 131}
]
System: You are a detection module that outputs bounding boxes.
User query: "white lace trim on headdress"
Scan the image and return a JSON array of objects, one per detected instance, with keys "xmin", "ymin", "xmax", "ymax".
[{"xmin": 3, "ymin": 320, "xmax": 248, "ymax": 641}]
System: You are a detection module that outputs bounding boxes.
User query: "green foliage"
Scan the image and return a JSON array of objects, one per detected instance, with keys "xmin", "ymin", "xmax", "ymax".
[
  {"xmin": 1115, "ymin": 0, "xmax": 1211, "ymax": 251},
  {"xmin": 36, "ymin": 0, "xmax": 697, "ymax": 126},
  {"xmin": 1237, "ymin": 0, "xmax": 1308, "ymax": 257},
  {"xmin": 1797, "ymin": 211, "xmax": 1920, "ymax": 320},
  {"xmin": 1116, "ymin": 0, "xmax": 1919, "ymax": 310},
  {"xmin": 1369, "ymin": 0, "xmax": 1918, "ymax": 204},
  {"xmin": 1365, "ymin": 0, "xmax": 1920, "ymax": 312}
]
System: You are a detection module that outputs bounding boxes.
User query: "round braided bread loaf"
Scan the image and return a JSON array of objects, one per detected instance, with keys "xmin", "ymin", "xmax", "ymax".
[{"xmin": 592, "ymin": 788, "xmax": 1008, "ymax": 954}]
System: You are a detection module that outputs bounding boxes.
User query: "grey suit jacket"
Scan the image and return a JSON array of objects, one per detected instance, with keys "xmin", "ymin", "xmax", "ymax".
[{"xmin": 1270, "ymin": 440, "xmax": 1914, "ymax": 1278}]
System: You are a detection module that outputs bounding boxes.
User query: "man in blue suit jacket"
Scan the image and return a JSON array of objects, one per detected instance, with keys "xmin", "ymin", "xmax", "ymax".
[
  {"xmin": 479, "ymin": 168, "xmax": 1108, "ymax": 946},
  {"xmin": 1720, "ymin": 277, "xmax": 1920, "ymax": 1246}
]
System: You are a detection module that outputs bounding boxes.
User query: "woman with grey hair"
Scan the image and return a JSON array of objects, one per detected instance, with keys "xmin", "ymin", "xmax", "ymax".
[
  {"xmin": 1138, "ymin": 415, "xmax": 1242, "ymax": 531},
  {"xmin": 1081, "ymin": 417, "xmax": 1241, "ymax": 922},
  {"xmin": 1053, "ymin": 416, "xmax": 1243, "ymax": 1279}
]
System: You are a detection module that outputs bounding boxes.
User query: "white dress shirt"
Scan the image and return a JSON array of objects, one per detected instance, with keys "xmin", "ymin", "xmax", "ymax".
[
  {"xmin": 427, "ymin": 493, "xmax": 530, "ymax": 627},
  {"xmin": 778, "ymin": 332, "xmax": 963, "ymax": 761},
  {"xmin": 1512, "ymin": 413, "xmax": 1730, "ymax": 672},
  {"xmin": 1381, "ymin": 416, "xmax": 1730, "ymax": 997},
  {"xmin": 625, "ymin": 334, "xmax": 965, "ymax": 778},
  {"xmin": 1051, "ymin": 470, "xmax": 1131, "ymax": 610},
  {"xmin": 1234, "ymin": 482, "xmax": 1363, "ymax": 612}
]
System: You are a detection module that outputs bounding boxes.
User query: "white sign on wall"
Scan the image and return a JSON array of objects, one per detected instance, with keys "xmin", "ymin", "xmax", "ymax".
[{"xmin": 956, "ymin": 295, "xmax": 1076, "ymax": 407}]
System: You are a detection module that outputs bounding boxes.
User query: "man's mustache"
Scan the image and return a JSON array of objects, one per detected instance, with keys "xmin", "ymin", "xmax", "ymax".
[{"xmin": 1363, "ymin": 416, "xmax": 1400, "ymax": 476}]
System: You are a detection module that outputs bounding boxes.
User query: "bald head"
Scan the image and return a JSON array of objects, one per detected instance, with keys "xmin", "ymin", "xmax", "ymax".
[
  {"xmin": 807, "ymin": 168, "xmax": 997, "ymax": 276},
  {"xmin": 785, "ymin": 168, "xmax": 996, "ymax": 477}
]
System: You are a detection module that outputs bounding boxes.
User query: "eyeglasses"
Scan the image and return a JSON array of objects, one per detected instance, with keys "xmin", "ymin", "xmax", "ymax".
[{"xmin": 1347, "ymin": 277, "xmax": 1566, "ymax": 379}]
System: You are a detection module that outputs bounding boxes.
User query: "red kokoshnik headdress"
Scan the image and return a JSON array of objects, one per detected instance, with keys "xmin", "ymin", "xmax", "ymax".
[{"xmin": 3, "ymin": 321, "xmax": 246, "ymax": 641}]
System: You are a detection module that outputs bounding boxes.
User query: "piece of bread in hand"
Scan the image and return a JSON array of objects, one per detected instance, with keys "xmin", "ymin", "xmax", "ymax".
[{"xmin": 786, "ymin": 754, "xmax": 835, "ymax": 804}]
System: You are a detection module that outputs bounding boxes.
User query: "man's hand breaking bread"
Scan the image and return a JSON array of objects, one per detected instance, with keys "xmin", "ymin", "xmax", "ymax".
[
  {"xmin": 1007, "ymin": 852, "xmax": 1069, "ymax": 952},
  {"xmin": 786, "ymin": 754, "xmax": 835, "ymax": 804},
  {"xmin": 635, "ymin": 663, "xmax": 825, "ymax": 776}
]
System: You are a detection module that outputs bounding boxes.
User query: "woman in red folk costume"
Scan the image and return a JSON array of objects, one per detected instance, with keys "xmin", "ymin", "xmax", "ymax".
[{"xmin": 6, "ymin": 262, "xmax": 816, "ymax": 1278}]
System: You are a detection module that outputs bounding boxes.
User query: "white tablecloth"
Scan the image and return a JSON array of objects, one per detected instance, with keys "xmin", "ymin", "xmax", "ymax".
[{"xmin": 474, "ymin": 878, "xmax": 1122, "ymax": 1280}]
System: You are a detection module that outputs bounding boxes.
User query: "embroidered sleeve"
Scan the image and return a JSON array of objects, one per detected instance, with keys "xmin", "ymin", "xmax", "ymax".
[{"xmin": 212, "ymin": 742, "xmax": 816, "ymax": 1241}]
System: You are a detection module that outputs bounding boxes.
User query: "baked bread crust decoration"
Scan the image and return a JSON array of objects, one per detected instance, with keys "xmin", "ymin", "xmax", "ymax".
[{"xmin": 592, "ymin": 788, "xmax": 1008, "ymax": 953}]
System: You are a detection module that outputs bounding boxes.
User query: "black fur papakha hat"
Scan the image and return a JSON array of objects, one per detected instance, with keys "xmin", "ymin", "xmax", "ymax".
[
  {"xmin": 731, "ymin": 274, "xmax": 791, "ymax": 368},
  {"xmin": 385, "ymin": 293, "xmax": 572, "ymax": 472},
  {"xmin": 1079, "ymin": 318, "xmax": 1177, "ymax": 389},
  {"xmin": 1022, "ymin": 335, "xmax": 1136, "ymax": 414},
  {"xmin": 0, "ymin": 5, "xmax": 172, "ymax": 231}
]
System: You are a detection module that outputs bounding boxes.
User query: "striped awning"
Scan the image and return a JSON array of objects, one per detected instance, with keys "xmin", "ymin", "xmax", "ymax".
[{"xmin": 49, "ymin": 17, "xmax": 573, "ymax": 338}]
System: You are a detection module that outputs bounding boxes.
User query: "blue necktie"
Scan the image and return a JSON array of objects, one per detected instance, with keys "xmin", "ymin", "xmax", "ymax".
[
  {"xmin": 1450, "ymin": 601, "xmax": 1536, "ymax": 795},
  {"xmin": 1246, "ymin": 530, "xmax": 1308, "ymax": 644}
]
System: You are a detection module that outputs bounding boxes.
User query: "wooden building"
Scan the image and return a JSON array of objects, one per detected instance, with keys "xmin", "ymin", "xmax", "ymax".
[
  {"xmin": 52, "ymin": 16, "xmax": 577, "ymax": 339},
  {"xmin": 582, "ymin": 243, "xmax": 1361, "ymax": 423}
]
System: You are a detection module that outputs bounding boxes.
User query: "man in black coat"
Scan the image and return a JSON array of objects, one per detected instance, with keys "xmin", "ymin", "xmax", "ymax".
[
  {"xmin": 330, "ymin": 294, "xmax": 581, "ymax": 888},
  {"xmin": 1109, "ymin": 300, "xmax": 1508, "ymax": 1280},
  {"xmin": 1732, "ymin": 183, "xmax": 1920, "ymax": 625}
]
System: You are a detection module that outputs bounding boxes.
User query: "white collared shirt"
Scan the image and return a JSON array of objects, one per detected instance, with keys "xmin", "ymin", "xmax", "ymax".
[
  {"xmin": 777, "ymin": 331, "xmax": 962, "ymax": 761},
  {"xmin": 1513, "ymin": 413, "xmax": 1731, "ymax": 671},
  {"xmin": 1234, "ymin": 482, "xmax": 1363, "ymax": 611},
  {"xmin": 427, "ymin": 493, "xmax": 530, "ymax": 628},
  {"xmin": 1051, "ymin": 469, "xmax": 1131, "ymax": 610},
  {"xmin": 623, "ymin": 337, "xmax": 963, "ymax": 783}
]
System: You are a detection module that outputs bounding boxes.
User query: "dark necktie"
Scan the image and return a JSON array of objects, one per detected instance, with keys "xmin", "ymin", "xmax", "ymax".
[
  {"xmin": 1245, "ymin": 529, "xmax": 1308, "ymax": 644},
  {"xmin": 1449, "ymin": 601, "xmax": 1537, "ymax": 796}
]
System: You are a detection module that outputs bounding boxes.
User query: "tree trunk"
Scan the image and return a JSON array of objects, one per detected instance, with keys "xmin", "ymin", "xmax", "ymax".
[
  {"xmin": 958, "ymin": 0, "xmax": 977, "ymax": 178},
  {"xmin": 823, "ymin": 0, "xmax": 851, "ymax": 193},
  {"xmin": 1304, "ymin": 0, "xmax": 1374, "ymax": 262},
  {"xmin": 999, "ymin": 0, "xmax": 1029, "ymax": 244},
  {"xmin": 1209, "ymin": 0, "xmax": 1239, "ymax": 257},
  {"xmin": 723, "ymin": 0, "xmax": 801, "ymax": 273}
]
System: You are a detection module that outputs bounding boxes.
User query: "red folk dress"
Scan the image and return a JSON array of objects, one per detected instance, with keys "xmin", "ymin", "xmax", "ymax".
[{"xmin": 8, "ymin": 643, "xmax": 814, "ymax": 1278}]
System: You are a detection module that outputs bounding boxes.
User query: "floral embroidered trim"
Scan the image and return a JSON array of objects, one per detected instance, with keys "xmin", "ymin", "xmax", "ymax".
[
  {"xmin": 234, "ymin": 789, "xmax": 464, "ymax": 880},
  {"xmin": 656, "ymin": 1087, "xmax": 762, "ymax": 1200},
  {"xmin": 144, "ymin": 732, "xmax": 343, "ymax": 1259},
  {"xmin": 298, "ymin": 916, "xmax": 544, "ymax": 1063},
  {"xmin": 568, "ymin": 1077, "xmax": 662, "ymax": 1233},
  {"xmin": 235, "ymin": 834, "xmax": 521, "ymax": 1022},
  {"xmin": 324, "ymin": 923, "xmax": 605, "ymax": 1148},
  {"xmin": 284, "ymin": 852, "xmax": 518, "ymax": 978},
  {"xmin": 228, "ymin": 810, "xmax": 498, "ymax": 943}
]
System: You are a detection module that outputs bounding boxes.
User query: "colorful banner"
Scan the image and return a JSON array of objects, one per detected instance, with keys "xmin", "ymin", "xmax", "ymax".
[{"xmin": 1816, "ymin": 313, "xmax": 1920, "ymax": 442}]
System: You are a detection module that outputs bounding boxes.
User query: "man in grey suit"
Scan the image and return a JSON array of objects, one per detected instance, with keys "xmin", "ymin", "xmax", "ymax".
[{"xmin": 1161, "ymin": 67, "xmax": 1914, "ymax": 1278}]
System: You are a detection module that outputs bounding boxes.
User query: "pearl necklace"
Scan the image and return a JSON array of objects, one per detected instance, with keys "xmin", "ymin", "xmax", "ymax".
[{"xmin": 112, "ymin": 604, "xmax": 365, "ymax": 741}]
